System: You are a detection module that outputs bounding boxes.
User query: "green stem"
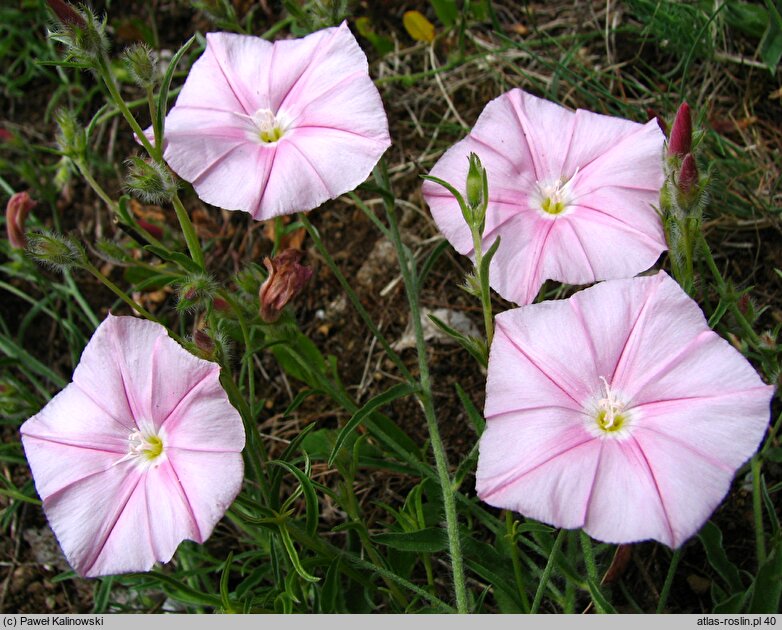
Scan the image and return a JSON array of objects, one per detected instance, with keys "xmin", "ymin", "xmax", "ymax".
[
  {"xmin": 76, "ymin": 162, "xmax": 165, "ymax": 250},
  {"xmin": 298, "ymin": 212, "xmax": 413, "ymax": 383},
  {"xmin": 83, "ymin": 261, "xmax": 168, "ymax": 331},
  {"xmin": 751, "ymin": 456, "xmax": 767, "ymax": 565},
  {"xmin": 471, "ymin": 225, "xmax": 494, "ymax": 347},
  {"xmin": 655, "ymin": 548, "xmax": 681, "ymax": 613},
  {"xmin": 579, "ymin": 530, "xmax": 598, "ymax": 584},
  {"xmin": 96, "ymin": 55, "xmax": 157, "ymax": 158},
  {"xmin": 699, "ymin": 233, "xmax": 761, "ymax": 347},
  {"xmin": 506, "ymin": 512, "xmax": 531, "ymax": 612},
  {"xmin": 377, "ymin": 169, "xmax": 468, "ymax": 613},
  {"xmin": 220, "ymin": 364, "xmax": 270, "ymax": 504},
  {"xmin": 530, "ymin": 529, "xmax": 566, "ymax": 614},
  {"xmin": 146, "ymin": 86, "xmax": 163, "ymax": 161},
  {"xmin": 171, "ymin": 193, "xmax": 205, "ymax": 270}
]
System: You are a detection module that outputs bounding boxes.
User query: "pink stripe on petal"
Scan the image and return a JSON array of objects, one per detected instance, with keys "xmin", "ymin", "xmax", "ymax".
[{"xmin": 583, "ymin": 438, "xmax": 676, "ymax": 547}]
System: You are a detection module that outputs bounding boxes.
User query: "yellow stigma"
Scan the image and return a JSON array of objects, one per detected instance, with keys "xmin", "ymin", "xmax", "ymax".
[
  {"xmin": 541, "ymin": 197, "xmax": 566, "ymax": 215},
  {"xmin": 141, "ymin": 435, "xmax": 164, "ymax": 460},
  {"xmin": 596, "ymin": 408, "xmax": 626, "ymax": 432},
  {"xmin": 259, "ymin": 126, "xmax": 283, "ymax": 144}
]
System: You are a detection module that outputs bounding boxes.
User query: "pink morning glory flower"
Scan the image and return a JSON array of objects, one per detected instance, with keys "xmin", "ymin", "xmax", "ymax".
[
  {"xmin": 477, "ymin": 272, "xmax": 773, "ymax": 548},
  {"xmin": 157, "ymin": 22, "xmax": 390, "ymax": 220},
  {"xmin": 423, "ymin": 89, "xmax": 668, "ymax": 305},
  {"xmin": 20, "ymin": 315, "xmax": 245, "ymax": 577}
]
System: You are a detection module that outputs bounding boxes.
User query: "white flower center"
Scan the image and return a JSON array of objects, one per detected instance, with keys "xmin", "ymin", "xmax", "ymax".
[
  {"xmin": 586, "ymin": 376, "xmax": 633, "ymax": 438},
  {"xmin": 125, "ymin": 428, "xmax": 166, "ymax": 468},
  {"xmin": 533, "ymin": 171, "xmax": 577, "ymax": 218},
  {"xmin": 250, "ymin": 108, "xmax": 286, "ymax": 144}
]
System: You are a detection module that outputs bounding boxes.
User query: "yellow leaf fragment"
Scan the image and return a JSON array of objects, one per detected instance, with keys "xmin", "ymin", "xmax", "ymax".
[{"xmin": 403, "ymin": 10, "xmax": 435, "ymax": 43}]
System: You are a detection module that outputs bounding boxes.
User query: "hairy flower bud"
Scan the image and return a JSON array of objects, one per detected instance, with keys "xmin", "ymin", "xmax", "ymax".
[
  {"xmin": 668, "ymin": 102, "xmax": 692, "ymax": 158},
  {"xmin": 48, "ymin": 3, "xmax": 108, "ymax": 65},
  {"xmin": 176, "ymin": 273, "xmax": 218, "ymax": 312},
  {"xmin": 55, "ymin": 109, "xmax": 87, "ymax": 159},
  {"xmin": 46, "ymin": 0, "xmax": 86, "ymax": 28},
  {"xmin": 125, "ymin": 157, "xmax": 177, "ymax": 205},
  {"xmin": 678, "ymin": 153, "xmax": 698, "ymax": 196},
  {"xmin": 6, "ymin": 192, "xmax": 37, "ymax": 249},
  {"xmin": 27, "ymin": 231, "xmax": 86, "ymax": 271},
  {"xmin": 123, "ymin": 43, "xmax": 157, "ymax": 89},
  {"xmin": 193, "ymin": 329, "xmax": 216, "ymax": 355},
  {"xmin": 259, "ymin": 249, "xmax": 313, "ymax": 323}
]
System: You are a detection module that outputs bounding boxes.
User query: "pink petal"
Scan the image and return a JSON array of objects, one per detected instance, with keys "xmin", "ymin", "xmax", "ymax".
[
  {"xmin": 583, "ymin": 439, "xmax": 677, "ymax": 546},
  {"xmin": 486, "ymin": 314, "xmax": 588, "ymax": 416},
  {"xmin": 477, "ymin": 413, "xmax": 600, "ymax": 529},
  {"xmin": 162, "ymin": 371, "xmax": 245, "ymax": 453},
  {"xmin": 423, "ymin": 89, "xmax": 666, "ymax": 305},
  {"xmin": 165, "ymin": 449, "xmax": 244, "ymax": 541},
  {"xmin": 197, "ymin": 32, "xmax": 274, "ymax": 114},
  {"xmin": 572, "ymin": 119, "xmax": 666, "ymax": 194},
  {"xmin": 159, "ymin": 23, "xmax": 389, "ymax": 218},
  {"xmin": 20, "ymin": 315, "xmax": 246, "ymax": 577},
  {"xmin": 564, "ymin": 209, "xmax": 664, "ymax": 282},
  {"xmin": 630, "ymin": 430, "xmax": 743, "ymax": 548},
  {"xmin": 634, "ymin": 391, "xmax": 771, "ymax": 475},
  {"xmin": 479, "ymin": 273, "xmax": 773, "ymax": 548},
  {"xmin": 41, "ymin": 461, "xmax": 151, "ymax": 577},
  {"xmin": 149, "ymin": 333, "xmax": 221, "ymax": 430},
  {"xmin": 71, "ymin": 314, "xmax": 161, "ymax": 430},
  {"xmin": 507, "ymin": 89, "xmax": 575, "ymax": 180}
]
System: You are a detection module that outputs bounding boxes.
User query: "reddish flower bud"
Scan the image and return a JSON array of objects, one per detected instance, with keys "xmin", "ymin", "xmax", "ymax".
[
  {"xmin": 259, "ymin": 249, "xmax": 313, "ymax": 323},
  {"xmin": 668, "ymin": 102, "xmax": 692, "ymax": 158},
  {"xmin": 678, "ymin": 153, "xmax": 698, "ymax": 195},
  {"xmin": 46, "ymin": 0, "xmax": 86, "ymax": 28},
  {"xmin": 6, "ymin": 192, "xmax": 37, "ymax": 249},
  {"xmin": 193, "ymin": 329, "xmax": 215, "ymax": 355},
  {"xmin": 137, "ymin": 219, "xmax": 164, "ymax": 240},
  {"xmin": 646, "ymin": 108, "xmax": 667, "ymax": 136},
  {"xmin": 0, "ymin": 128, "xmax": 12, "ymax": 143},
  {"xmin": 213, "ymin": 297, "xmax": 230, "ymax": 312}
]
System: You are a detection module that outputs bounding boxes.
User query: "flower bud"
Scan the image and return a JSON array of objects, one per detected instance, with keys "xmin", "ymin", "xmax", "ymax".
[
  {"xmin": 176, "ymin": 273, "xmax": 218, "ymax": 312},
  {"xmin": 48, "ymin": 3, "xmax": 108, "ymax": 65},
  {"xmin": 193, "ymin": 329, "xmax": 216, "ymax": 355},
  {"xmin": 55, "ymin": 109, "xmax": 87, "ymax": 159},
  {"xmin": 259, "ymin": 249, "xmax": 313, "ymax": 323},
  {"xmin": 668, "ymin": 102, "xmax": 692, "ymax": 158},
  {"xmin": 678, "ymin": 153, "xmax": 698, "ymax": 196},
  {"xmin": 123, "ymin": 43, "xmax": 157, "ymax": 89},
  {"xmin": 6, "ymin": 192, "xmax": 37, "ymax": 249},
  {"xmin": 125, "ymin": 157, "xmax": 177, "ymax": 205},
  {"xmin": 46, "ymin": 0, "xmax": 86, "ymax": 28},
  {"xmin": 466, "ymin": 153, "xmax": 484, "ymax": 212},
  {"xmin": 27, "ymin": 231, "xmax": 86, "ymax": 271},
  {"xmin": 137, "ymin": 219, "xmax": 164, "ymax": 241}
]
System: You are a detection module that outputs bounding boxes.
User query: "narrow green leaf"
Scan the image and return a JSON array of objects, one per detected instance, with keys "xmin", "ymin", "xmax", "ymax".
[
  {"xmin": 418, "ymin": 238, "xmax": 448, "ymax": 285},
  {"xmin": 372, "ymin": 527, "xmax": 448, "ymax": 553},
  {"xmin": 479, "ymin": 235, "xmax": 501, "ymax": 282},
  {"xmin": 454, "ymin": 382, "xmax": 485, "ymax": 434},
  {"xmin": 219, "ymin": 552, "xmax": 235, "ymax": 612},
  {"xmin": 270, "ymin": 458, "xmax": 320, "ymax": 537},
  {"xmin": 698, "ymin": 521, "xmax": 743, "ymax": 593},
  {"xmin": 748, "ymin": 540, "xmax": 782, "ymax": 613},
  {"xmin": 428, "ymin": 314, "xmax": 487, "ymax": 366},
  {"xmin": 277, "ymin": 522, "xmax": 320, "ymax": 583},
  {"xmin": 328, "ymin": 382, "xmax": 417, "ymax": 467},
  {"xmin": 430, "ymin": 0, "xmax": 458, "ymax": 26},
  {"xmin": 92, "ymin": 577, "xmax": 113, "ymax": 614},
  {"xmin": 588, "ymin": 579, "xmax": 617, "ymax": 614},
  {"xmin": 156, "ymin": 35, "xmax": 196, "ymax": 143}
]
